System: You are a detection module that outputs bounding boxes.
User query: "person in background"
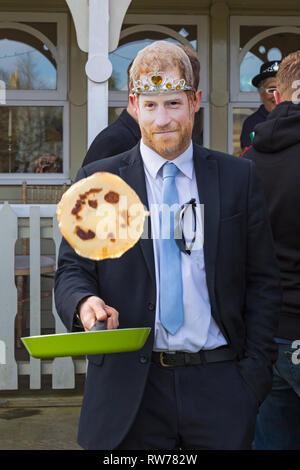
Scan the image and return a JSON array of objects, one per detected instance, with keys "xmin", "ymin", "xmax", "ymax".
[
  {"xmin": 240, "ymin": 61, "xmax": 280, "ymax": 152},
  {"xmin": 82, "ymin": 62, "xmax": 140, "ymax": 166},
  {"xmin": 243, "ymin": 50, "xmax": 300, "ymax": 450},
  {"xmin": 82, "ymin": 45, "xmax": 201, "ymax": 166},
  {"xmin": 30, "ymin": 153, "xmax": 62, "ymax": 173}
]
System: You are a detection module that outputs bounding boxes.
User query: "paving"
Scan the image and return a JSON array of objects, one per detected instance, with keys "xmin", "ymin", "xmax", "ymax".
[{"xmin": 0, "ymin": 382, "xmax": 84, "ymax": 450}]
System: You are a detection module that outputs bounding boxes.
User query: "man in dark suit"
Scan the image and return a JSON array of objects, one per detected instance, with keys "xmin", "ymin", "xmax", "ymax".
[{"xmin": 55, "ymin": 41, "xmax": 281, "ymax": 450}]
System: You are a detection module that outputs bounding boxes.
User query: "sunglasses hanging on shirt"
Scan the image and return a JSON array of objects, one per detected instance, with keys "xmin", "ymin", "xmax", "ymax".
[{"xmin": 175, "ymin": 198, "xmax": 197, "ymax": 255}]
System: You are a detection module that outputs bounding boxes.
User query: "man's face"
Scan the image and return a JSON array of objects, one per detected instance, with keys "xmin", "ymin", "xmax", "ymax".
[
  {"xmin": 131, "ymin": 71, "xmax": 201, "ymax": 160},
  {"xmin": 260, "ymin": 78, "xmax": 277, "ymax": 113}
]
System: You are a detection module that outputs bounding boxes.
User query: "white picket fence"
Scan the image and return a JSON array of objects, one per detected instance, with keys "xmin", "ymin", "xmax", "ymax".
[{"xmin": 0, "ymin": 202, "xmax": 86, "ymax": 390}]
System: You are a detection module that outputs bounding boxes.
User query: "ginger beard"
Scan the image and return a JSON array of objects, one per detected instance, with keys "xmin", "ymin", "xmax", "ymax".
[
  {"xmin": 132, "ymin": 81, "xmax": 200, "ymax": 160},
  {"xmin": 141, "ymin": 107, "xmax": 193, "ymax": 159}
]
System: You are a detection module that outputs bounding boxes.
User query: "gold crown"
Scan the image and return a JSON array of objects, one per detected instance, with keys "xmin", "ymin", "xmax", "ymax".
[{"xmin": 132, "ymin": 70, "xmax": 194, "ymax": 95}]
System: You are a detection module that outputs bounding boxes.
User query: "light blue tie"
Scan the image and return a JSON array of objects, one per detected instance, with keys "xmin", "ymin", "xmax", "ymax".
[{"xmin": 159, "ymin": 162, "xmax": 184, "ymax": 335}]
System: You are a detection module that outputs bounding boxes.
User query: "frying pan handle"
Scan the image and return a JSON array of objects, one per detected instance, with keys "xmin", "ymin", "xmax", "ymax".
[{"xmin": 90, "ymin": 319, "xmax": 107, "ymax": 331}]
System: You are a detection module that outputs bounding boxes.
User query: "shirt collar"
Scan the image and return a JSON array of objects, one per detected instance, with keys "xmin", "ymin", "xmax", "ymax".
[{"xmin": 140, "ymin": 140, "xmax": 194, "ymax": 180}]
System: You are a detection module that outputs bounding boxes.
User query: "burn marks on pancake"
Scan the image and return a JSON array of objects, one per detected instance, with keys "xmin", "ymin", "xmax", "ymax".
[
  {"xmin": 72, "ymin": 188, "xmax": 102, "ymax": 241},
  {"xmin": 71, "ymin": 188, "xmax": 102, "ymax": 221},
  {"xmin": 104, "ymin": 191, "xmax": 119, "ymax": 204},
  {"xmin": 75, "ymin": 226, "xmax": 96, "ymax": 240},
  {"xmin": 72, "ymin": 188, "xmax": 123, "ymax": 243}
]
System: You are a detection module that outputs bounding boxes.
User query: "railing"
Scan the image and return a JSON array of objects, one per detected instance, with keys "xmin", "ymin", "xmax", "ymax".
[{"xmin": 0, "ymin": 202, "xmax": 86, "ymax": 390}]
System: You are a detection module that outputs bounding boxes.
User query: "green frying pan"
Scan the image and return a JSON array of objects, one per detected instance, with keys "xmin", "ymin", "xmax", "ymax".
[{"xmin": 21, "ymin": 321, "xmax": 151, "ymax": 359}]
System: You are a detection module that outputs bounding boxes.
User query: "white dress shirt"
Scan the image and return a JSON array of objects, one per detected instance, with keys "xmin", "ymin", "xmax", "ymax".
[{"xmin": 140, "ymin": 140, "xmax": 227, "ymax": 352}]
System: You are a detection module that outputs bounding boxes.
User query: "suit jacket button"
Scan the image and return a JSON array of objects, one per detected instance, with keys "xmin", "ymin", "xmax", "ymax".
[
  {"xmin": 148, "ymin": 302, "xmax": 155, "ymax": 311},
  {"xmin": 139, "ymin": 355, "xmax": 148, "ymax": 364}
]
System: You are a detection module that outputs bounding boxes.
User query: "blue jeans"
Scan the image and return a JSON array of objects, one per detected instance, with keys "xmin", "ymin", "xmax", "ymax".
[{"xmin": 254, "ymin": 340, "xmax": 300, "ymax": 450}]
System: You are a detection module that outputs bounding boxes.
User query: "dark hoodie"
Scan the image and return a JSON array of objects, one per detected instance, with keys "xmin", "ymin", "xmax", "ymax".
[{"xmin": 243, "ymin": 101, "xmax": 300, "ymax": 340}]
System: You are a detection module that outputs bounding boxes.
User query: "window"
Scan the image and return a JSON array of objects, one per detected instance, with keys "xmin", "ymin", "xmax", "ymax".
[
  {"xmin": 108, "ymin": 15, "xmax": 209, "ymax": 148},
  {"xmin": 0, "ymin": 24, "xmax": 57, "ymax": 91},
  {"xmin": 229, "ymin": 16, "xmax": 300, "ymax": 156},
  {"xmin": 0, "ymin": 13, "xmax": 68, "ymax": 184}
]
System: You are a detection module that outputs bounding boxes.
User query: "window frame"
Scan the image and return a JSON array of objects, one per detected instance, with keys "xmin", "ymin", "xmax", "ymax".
[
  {"xmin": 230, "ymin": 16, "xmax": 300, "ymax": 103},
  {"xmin": 0, "ymin": 12, "xmax": 68, "ymax": 101},
  {"xmin": 0, "ymin": 12, "xmax": 69, "ymax": 184},
  {"xmin": 0, "ymin": 100, "xmax": 69, "ymax": 185},
  {"xmin": 229, "ymin": 16, "xmax": 300, "ymax": 155},
  {"xmin": 228, "ymin": 102, "xmax": 259, "ymax": 155}
]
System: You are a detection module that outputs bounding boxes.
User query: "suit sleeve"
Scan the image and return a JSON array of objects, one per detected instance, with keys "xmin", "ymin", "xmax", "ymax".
[
  {"xmin": 237, "ymin": 160, "xmax": 282, "ymax": 403},
  {"xmin": 54, "ymin": 167, "xmax": 100, "ymax": 332}
]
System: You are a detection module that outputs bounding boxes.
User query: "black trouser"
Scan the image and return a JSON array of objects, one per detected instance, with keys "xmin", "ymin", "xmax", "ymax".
[{"xmin": 116, "ymin": 359, "xmax": 259, "ymax": 450}]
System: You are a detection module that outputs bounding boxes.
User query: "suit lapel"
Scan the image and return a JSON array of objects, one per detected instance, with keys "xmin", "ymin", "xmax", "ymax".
[
  {"xmin": 193, "ymin": 145, "xmax": 220, "ymax": 319},
  {"xmin": 119, "ymin": 145, "xmax": 156, "ymax": 284}
]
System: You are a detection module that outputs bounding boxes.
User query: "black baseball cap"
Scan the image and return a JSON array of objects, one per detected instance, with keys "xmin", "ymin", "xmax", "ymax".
[{"xmin": 252, "ymin": 61, "xmax": 281, "ymax": 88}]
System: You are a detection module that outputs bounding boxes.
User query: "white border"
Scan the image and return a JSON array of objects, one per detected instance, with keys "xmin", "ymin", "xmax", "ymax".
[
  {"xmin": 0, "ymin": 101, "xmax": 70, "ymax": 185},
  {"xmin": 230, "ymin": 16, "xmax": 300, "ymax": 103}
]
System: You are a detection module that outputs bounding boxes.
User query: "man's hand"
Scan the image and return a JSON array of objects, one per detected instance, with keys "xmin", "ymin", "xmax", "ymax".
[{"xmin": 79, "ymin": 296, "xmax": 119, "ymax": 331}]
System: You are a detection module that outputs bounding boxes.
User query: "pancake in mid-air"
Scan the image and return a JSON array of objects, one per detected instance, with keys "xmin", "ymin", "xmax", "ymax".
[{"xmin": 56, "ymin": 172, "xmax": 148, "ymax": 260}]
